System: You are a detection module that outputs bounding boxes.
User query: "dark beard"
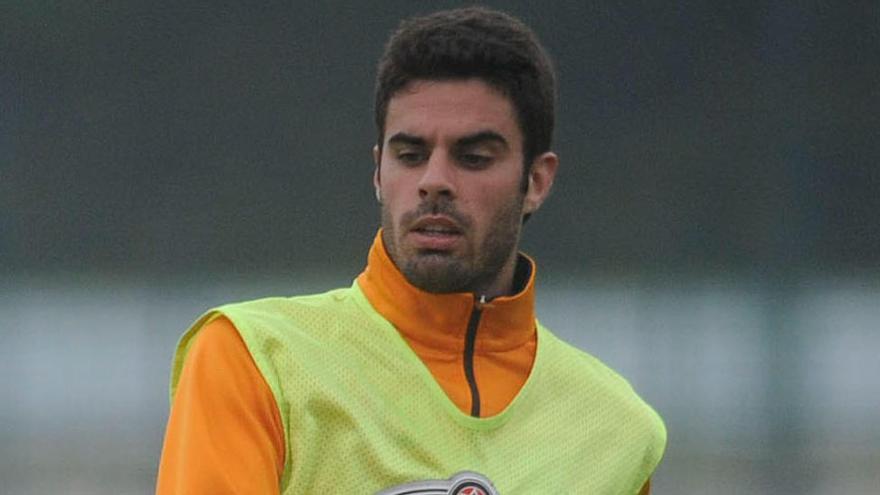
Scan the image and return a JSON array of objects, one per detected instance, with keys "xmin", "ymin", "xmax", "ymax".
[{"xmin": 382, "ymin": 195, "xmax": 524, "ymax": 294}]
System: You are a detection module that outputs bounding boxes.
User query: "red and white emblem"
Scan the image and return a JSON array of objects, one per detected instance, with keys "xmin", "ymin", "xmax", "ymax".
[{"xmin": 377, "ymin": 471, "xmax": 499, "ymax": 495}]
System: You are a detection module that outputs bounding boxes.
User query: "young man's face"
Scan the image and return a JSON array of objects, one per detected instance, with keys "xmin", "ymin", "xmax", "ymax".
[{"xmin": 374, "ymin": 79, "xmax": 556, "ymax": 296}]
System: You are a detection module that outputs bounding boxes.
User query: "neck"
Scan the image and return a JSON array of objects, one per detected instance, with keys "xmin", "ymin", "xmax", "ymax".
[
  {"xmin": 356, "ymin": 230, "xmax": 537, "ymax": 349},
  {"xmin": 472, "ymin": 248, "xmax": 520, "ymax": 300},
  {"xmin": 355, "ymin": 230, "xmax": 540, "ymax": 418}
]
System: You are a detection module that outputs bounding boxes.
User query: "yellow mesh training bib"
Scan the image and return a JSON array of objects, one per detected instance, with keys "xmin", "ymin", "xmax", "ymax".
[{"xmin": 171, "ymin": 282, "xmax": 666, "ymax": 494}]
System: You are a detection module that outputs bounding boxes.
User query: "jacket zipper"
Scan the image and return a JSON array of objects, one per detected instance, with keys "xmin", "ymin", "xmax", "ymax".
[{"xmin": 463, "ymin": 294, "xmax": 487, "ymax": 417}]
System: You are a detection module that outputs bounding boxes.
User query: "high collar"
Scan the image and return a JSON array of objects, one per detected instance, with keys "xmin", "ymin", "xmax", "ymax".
[{"xmin": 356, "ymin": 231, "xmax": 537, "ymax": 353}]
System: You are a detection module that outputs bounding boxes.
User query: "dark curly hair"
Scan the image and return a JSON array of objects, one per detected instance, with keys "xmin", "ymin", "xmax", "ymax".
[{"xmin": 374, "ymin": 7, "xmax": 557, "ymax": 174}]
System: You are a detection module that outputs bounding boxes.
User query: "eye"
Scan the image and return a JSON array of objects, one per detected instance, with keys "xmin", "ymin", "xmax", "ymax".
[
  {"xmin": 396, "ymin": 150, "xmax": 425, "ymax": 166},
  {"xmin": 458, "ymin": 153, "xmax": 493, "ymax": 169}
]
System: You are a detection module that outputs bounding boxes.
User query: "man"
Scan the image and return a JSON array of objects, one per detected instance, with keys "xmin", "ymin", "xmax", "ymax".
[{"xmin": 156, "ymin": 7, "xmax": 665, "ymax": 494}]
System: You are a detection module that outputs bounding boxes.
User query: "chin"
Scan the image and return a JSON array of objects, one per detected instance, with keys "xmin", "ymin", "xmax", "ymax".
[{"xmin": 402, "ymin": 257, "xmax": 471, "ymax": 294}]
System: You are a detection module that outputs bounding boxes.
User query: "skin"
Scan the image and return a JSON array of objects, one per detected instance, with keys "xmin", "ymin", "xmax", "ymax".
[{"xmin": 373, "ymin": 79, "xmax": 558, "ymax": 298}]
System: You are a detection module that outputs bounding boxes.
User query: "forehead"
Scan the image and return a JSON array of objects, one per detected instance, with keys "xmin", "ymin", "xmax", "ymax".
[{"xmin": 384, "ymin": 79, "xmax": 522, "ymax": 147}]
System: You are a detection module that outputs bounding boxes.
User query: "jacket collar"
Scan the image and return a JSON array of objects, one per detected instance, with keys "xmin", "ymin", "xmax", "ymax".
[{"xmin": 356, "ymin": 231, "xmax": 536, "ymax": 352}]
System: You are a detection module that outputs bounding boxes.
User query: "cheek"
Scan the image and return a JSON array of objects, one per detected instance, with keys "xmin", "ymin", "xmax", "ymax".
[
  {"xmin": 384, "ymin": 188, "xmax": 410, "ymax": 216},
  {"xmin": 379, "ymin": 180, "xmax": 415, "ymax": 225},
  {"xmin": 378, "ymin": 166, "xmax": 411, "ymax": 197},
  {"xmin": 470, "ymin": 182, "xmax": 521, "ymax": 215},
  {"xmin": 471, "ymin": 189, "xmax": 525, "ymax": 235}
]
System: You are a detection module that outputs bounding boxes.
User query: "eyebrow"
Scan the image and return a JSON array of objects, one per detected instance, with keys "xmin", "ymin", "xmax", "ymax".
[
  {"xmin": 386, "ymin": 131, "xmax": 509, "ymax": 149},
  {"xmin": 386, "ymin": 133, "xmax": 426, "ymax": 147},
  {"xmin": 455, "ymin": 130, "xmax": 509, "ymax": 150}
]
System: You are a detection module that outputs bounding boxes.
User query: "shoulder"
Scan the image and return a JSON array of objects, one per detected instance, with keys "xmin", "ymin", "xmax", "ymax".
[
  {"xmin": 536, "ymin": 324, "xmax": 632, "ymax": 391},
  {"xmin": 171, "ymin": 285, "xmax": 366, "ymax": 406},
  {"xmin": 201, "ymin": 286, "xmax": 365, "ymax": 338},
  {"xmin": 536, "ymin": 325, "xmax": 667, "ymax": 477},
  {"xmin": 198, "ymin": 286, "xmax": 371, "ymax": 358},
  {"xmin": 172, "ymin": 287, "xmax": 358, "ymax": 376},
  {"xmin": 537, "ymin": 324, "xmax": 666, "ymax": 438},
  {"xmin": 218, "ymin": 287, "xmax": 357, "ymax": 322},
  {"xmin": 184, "ymin": 315, "xmax": 247, "ymax": 361}
]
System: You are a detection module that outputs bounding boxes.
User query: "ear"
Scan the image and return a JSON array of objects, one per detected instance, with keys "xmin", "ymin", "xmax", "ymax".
[
  {"xmin": 523, "ymin": 151, "xmax": 559, "ymax": 215},
  {"xmin": 372, "ymin": 144, "xmax": 381, "ymax": 192}
]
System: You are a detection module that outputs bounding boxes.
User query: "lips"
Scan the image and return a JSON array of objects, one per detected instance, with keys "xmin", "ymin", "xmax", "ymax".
[{"xmin": 409, "ymin": 216, "xmax": 462, "ymax": 250}]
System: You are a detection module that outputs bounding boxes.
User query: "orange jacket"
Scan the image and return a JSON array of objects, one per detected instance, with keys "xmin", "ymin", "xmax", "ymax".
[{"xmin": 156, "ymin": 235, "xmax": 650, "ymax": 494}]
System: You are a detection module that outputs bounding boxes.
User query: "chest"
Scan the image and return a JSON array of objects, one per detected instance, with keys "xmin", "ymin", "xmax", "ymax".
[{"xmin": 271, "ymin": 338, "xmax": 648, "ymax": 495}]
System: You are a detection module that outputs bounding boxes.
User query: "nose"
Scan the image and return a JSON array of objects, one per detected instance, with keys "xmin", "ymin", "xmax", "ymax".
[{"xmin": 418, "ymin": 151, "xmax": 457, "ymax": 200}]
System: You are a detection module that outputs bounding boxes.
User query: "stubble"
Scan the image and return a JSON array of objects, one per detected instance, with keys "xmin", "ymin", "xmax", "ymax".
[{"xmin": 381, "ymin": 195, "xmax": 524, "ymax": 295}]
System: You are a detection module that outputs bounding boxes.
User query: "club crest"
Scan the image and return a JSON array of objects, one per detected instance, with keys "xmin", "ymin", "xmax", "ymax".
[{"xmin": 376, "ymin": 471, "xmax": 500, "ymax": 495}]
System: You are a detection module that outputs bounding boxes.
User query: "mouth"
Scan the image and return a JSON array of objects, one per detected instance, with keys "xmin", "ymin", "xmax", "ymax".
[{"xmin": 408, "ymin": 216, "xmax": 463, "ymax": 250}]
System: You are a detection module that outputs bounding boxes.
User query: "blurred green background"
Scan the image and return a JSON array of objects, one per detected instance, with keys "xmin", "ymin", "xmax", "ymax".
[{"xmin": 2, "ymin": 2, "xmax": 878, "ymax": 493}]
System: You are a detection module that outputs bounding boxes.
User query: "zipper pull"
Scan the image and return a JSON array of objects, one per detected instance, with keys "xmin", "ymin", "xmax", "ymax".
[{"xmin": 475, "ymin": 294, "xmax": 487, "ymax": 309}]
